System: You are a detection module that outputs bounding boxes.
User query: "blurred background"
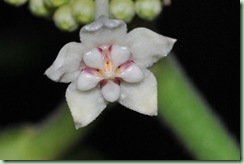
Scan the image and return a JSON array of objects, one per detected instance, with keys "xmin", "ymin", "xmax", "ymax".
[{"xmin": 0, "ymin": 0, "xmax": 239, "ymax": 160}]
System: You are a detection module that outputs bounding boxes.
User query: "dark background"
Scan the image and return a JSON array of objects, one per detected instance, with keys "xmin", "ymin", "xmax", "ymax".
[{"xmin": 0, "ymin": 0, "xmax": 239, "ymax": 160}]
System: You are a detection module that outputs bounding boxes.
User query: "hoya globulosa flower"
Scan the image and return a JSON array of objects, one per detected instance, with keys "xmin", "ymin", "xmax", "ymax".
[{"xmin": 45, "ymin": 16, "xmax": 176, "ymax": 129}]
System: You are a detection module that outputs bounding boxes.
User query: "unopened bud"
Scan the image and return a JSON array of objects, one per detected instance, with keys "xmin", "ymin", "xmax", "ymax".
[
  {"xmin": 44, "ymin": 0, "xmax": 69, "ymax": 8},
  {"xmin": 4, "ymin": 0, "xmax": 28, "ymax": 7},
  {"xmin": 29, "ymin": 0, "xmax": 50, "ymax": 17},
  {"xmin": 110, "ymin": 0, "xmax": 135, "ymax": 23},
  {"xmin": 135, "ymin": 0, "xmax": 162, "ymax": 21},
  {"xmin": 71, "ymin": 0, "xmax": 95, "ymax": 24},
  {"xmin": 53, "ymin": 5, "xmax": 78, "ymax": 32}
]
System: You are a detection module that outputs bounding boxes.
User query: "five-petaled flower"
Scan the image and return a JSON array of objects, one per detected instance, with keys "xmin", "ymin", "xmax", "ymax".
[{"xmin": 45, "ymin": 16, "xmax": 176, "ymax": 129}]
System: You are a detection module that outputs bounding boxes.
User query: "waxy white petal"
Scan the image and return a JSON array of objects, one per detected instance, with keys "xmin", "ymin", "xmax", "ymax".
[
  {"xmin": 117, "ymin": 63, "xmax": 144, "ymax": 83},
  {"xmin": 111, "ymin": 45, "xmax": 130, "ymax": 68},
  {"xmin": 126, "ymin": 28, "xmax": 176, "ymax": 68},
  {"xmin": 101, "ymin": 80, "xmax": 121, "ymax": 102},
  {"xmin": 45, "ymin": 42, "xmax": 84, "ymax": 83},
  {"xmin": 83, "ymin": 48, "xmax": 103, "ymax": 69},
  {"xmin": 66, "ymin": 83, "xmax": 106, "ymax": 129},
  {"xmin": 80, "ymin": 16, "xmax": 127, "ymax": 49},
  {"xmin": 119, "ymin": 69, "xmax": 157, "ymax": 116},
  {"xmin": 76, "ymin": 71, "xmax": 103, "ymax": 91}
]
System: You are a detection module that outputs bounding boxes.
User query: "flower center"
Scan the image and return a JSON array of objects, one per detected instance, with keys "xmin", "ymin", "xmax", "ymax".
[
  {"xmin": 98, "ymin": 45, "xmax": 113, "ymax": 75},
  {"xmin": 77, "ymin": 44, "xmax": 144, "ymax": 102},
  {"xmin": 82, "ymin": 44, "xmax": 133, "ymax": 83}
]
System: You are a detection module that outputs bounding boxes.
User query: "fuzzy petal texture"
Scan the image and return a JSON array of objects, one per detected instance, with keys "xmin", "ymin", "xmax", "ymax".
[
  {"xmin": 45, "ymin": 42, "xmax": 85, "ymax": 83},
  {"xmin": 80, "ymin": 16, "xmax": 127, "ymax": 49},
  {"xmin": 119, "ymin": 69, "xmax": 157, "ymax": 116},
  {"xmin": 126, "ymin": 28, "xmax": 176, "ymax": 68},
  {"xmin": 66, "ymin": 83, "xmax": 106, "ymax": 129}
]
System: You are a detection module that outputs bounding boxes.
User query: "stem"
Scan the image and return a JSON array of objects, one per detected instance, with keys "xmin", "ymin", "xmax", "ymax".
[
  {"xmin": 151, "ymin": 56, "xmax": 240, "ymax": 160},
  {"xmin": 0, "ymin": 103, "xmax": 94, "ymax": 160},
  {"xmin": 95, "ymin": 0, "xmax": 109, "ymax": 19}
]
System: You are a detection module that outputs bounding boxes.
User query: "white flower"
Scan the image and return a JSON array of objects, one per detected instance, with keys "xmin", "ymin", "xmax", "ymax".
[{"xmin": 45, "ymin": 16, "xmax": 176, "ymax": 129}]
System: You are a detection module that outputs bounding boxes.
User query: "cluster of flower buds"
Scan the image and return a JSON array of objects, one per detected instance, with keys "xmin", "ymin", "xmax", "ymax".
[{"xmin": 4, "ymin": 0, "xmax": 171, "ymax": 31}]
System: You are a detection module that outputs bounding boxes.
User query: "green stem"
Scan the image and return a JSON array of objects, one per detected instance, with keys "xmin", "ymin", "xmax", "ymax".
[
  {"xmin": 0, "ymin": 103, "xmax": 94, "ymax": 160},
  {"xmin": 151, "ymin": 56, "xmax": 240, "ymax": 160}
]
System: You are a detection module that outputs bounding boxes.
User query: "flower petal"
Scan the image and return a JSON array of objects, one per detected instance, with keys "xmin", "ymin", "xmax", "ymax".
[
  {"xmin": 101, "ymin": 80, "xmax": 121, "ymax": 102},
  {"xmin": 45, "ymin": 42, "xmax": 84, "ymax": 83},
  {"xmin": 111, "ymin": 45, "xmax": 130, "ymax": 68},
  {"xmin": 116, "ymin": 62, "xmax": 144, "ymax": 83},
  {"xmin": 119, "ymin": 69, "xmax": 157, "ymax": 116},
  {"xmin": 80, "ymin": 16, "xmax": 127, "ymax": 49},
  {"xmin": 126, "ymin": 28, "xmax": 176, "ymax": 68},
  {"xmin": 66, "ymin": 83, "xmax": 106, "ymax": 129},
  {"xmin": 83, "ymin": 48, "xmax": 103, "ymax": 70},
  {"xmin": 76, "ymin": 71, "xmax": 103, "ymax": 91}
]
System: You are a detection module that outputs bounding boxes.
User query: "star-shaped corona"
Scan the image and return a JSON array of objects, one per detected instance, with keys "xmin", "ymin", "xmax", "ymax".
[{"xmin": 79, "ymin": 45, "xmax": 144, "ymax": 102}]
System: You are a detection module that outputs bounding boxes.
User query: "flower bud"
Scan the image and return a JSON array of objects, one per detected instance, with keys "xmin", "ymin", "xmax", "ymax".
[
  {"xmin": 71, "ymin": 0, "xmax": 95, "ymax": 24},
  {"xmin": 53, "ymin": 5, "xmax": 78, "ymax": 32},
  {"xmin": 29, "ymin": 0, "xmax": 50, "ymax": 17},
  {"xmin": 44, "ymin": 0, "xmax": 69, "ymax": 8},
  {"xmin": 109, "ymin": 0, "xmax": 135, "ymax": 22},
  {"xmin": 135, "ymin": 0, "xmax": 162, "ymax": 21},
  {"xmin": 109, "ymin": 0, "xmax": 135, "ymax": 23},
  {"xmin": 4, "ymin": 0, "xmax": 28, "ymax": 7}
]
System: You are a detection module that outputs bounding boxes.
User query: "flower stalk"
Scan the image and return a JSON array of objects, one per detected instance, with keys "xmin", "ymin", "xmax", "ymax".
[
  {"xmin": 151, "ymin": 56, "xmax": 240, "ymax": 160},
  {"xmin": 0, "ymin": 104, "xmax": 93, "ymax": 159},
  {"xmin": 95, "ymin": 0, "xmax": 109, "ymax": 18}
]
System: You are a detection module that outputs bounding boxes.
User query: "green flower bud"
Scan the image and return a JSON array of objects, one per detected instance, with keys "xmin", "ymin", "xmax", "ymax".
[
  {"xmin": 29, "ymin": 0, "xmax": 50, "ymax": 17},
  {"xmin": 110, "ymin": 0, "xmax": 135, "ymax": 23},
  {"xmin": 135, "ymin": 0, "xmax": 162, "ymax": 21},
  {"xmin": 44, "ymin": 0, "xmax": 69, "ymax": 8},
  {"xmin": 71, "ymin": 0, "xmax": 95, "ymax": 24},
  {"xmin": 53, "ymin": 5, "xmax": 78, "ymax": 32},
  {"xmin": 4, "ymin": 0, "xmax": 28, "ymax": 7}
]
